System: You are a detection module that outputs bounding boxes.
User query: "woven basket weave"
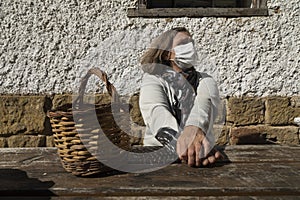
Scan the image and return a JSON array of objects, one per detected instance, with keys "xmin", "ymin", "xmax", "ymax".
[{"xmin": 48, "ymin": 68, "xmax": 130, "ymax": 176}]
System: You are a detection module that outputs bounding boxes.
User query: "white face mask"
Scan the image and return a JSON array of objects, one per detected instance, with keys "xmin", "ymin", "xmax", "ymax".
[{"xmin": 170, "ymin": 42, "xmax": 198, "ymax": 70}]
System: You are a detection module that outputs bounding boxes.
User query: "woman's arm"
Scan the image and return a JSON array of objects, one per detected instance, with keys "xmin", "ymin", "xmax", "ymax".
[
  {"xmin": 185, "ymin": 74, "xmax": 220, "ymax": 135},
  {"xmin": 139, "ymin": 74, "xmax": 180, "ymax": 146},
  {"xmin": 177, "ymin": 74, "xmax": 221, "ymax": 166}
]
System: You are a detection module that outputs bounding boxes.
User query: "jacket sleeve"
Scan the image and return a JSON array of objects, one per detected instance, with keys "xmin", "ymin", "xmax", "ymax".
[
  {"xmin": 139, "ymin": 74, "xmax": 180, "ymax": 144},
  {"xmin": 185, "ymin": 75, "xmax": 220, "ymax": 136}
]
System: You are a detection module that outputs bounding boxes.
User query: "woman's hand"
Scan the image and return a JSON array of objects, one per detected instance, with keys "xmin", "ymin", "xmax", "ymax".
[{"xmin": 176, "ymin": 125, "xmax": 222, "ymax": 167}]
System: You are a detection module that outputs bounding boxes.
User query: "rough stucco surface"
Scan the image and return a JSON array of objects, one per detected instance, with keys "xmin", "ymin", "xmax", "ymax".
[{"xmin": 0, "ymin": 0, "xmax": 299, "ymax": 97}]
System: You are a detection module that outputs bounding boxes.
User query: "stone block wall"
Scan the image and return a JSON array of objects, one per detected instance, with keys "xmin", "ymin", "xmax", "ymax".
[
  {"xmin": 224, "ymin": 96, "xmax": 300, "ymax": 145},
  {"xmin": 0, "ymin": 95, "xmax": 299, "ymax": 148}
]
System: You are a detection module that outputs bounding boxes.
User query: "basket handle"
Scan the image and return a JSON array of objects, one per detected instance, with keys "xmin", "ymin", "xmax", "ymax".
[{"xmin": 75, "ymin": 68, "xmax": 119, "ymax": 104}]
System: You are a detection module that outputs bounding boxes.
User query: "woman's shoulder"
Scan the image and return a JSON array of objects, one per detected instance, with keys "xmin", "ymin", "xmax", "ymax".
[
  {"xmin": 142, "ymin": 73, "xmax": 159, "ymax": 80},
  {"xmin": 141, "ymin": 73, "xmax": 165, "ymax": 86},
  {"xmin": 197, "ymin": 71, "xmax": 211, "ymax": 79},
  {"xmin": 197, "ymin": 72, "xmax": 216, "ymax": 83}
]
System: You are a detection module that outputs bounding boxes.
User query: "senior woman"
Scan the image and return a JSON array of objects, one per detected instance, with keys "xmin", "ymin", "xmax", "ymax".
[{"xmin": 139, "ymin": 27, "xmax": 222, "ymax": 167}]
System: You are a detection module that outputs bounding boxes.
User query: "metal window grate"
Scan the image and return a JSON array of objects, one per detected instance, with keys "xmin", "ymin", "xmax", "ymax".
[
  {"xmin": 129, "ymin": 0, "xmax": 268, "ymax": 17},
  {"xmin": 141, "ymin": 0, "xmax": 266, "ymax": 8}
]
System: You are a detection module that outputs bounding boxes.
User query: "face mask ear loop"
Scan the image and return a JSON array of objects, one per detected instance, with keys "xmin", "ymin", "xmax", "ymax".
[
  {"xmin": 169, "ymin": 58, "xmax": 178, "ymax": 67},
  {"xmin": 168, "ymin": 49, "xmax": 175, "ymax": 61},
  {"xmin": 169, "ymin": 59, "xmax": 176, "ymax": 69}
]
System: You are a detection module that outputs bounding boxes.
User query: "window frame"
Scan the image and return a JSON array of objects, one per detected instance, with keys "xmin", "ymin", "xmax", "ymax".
[{"xmin": 127, "ymin": 0, "xmax": 269, "ymax": 18}]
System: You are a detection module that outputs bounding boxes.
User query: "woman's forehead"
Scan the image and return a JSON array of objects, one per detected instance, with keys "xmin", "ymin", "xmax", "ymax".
[{"xmin": 173, "ymin": 32, "xmax": 193, "ymax": 46}]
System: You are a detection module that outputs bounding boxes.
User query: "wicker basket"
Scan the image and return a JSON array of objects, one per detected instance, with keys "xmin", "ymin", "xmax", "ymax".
[{"xmin": 48, "ymin": 68, "xmax": 131, "ymax": 176}]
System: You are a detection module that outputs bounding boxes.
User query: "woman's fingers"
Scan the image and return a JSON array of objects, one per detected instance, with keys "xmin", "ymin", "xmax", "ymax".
[
  {"xmin": 215, "ymin": 150, "xmax": 224, "ymax": 159},
  {"xmin": 207, "ymin": 155, "xmax": 216, "ymax": 164},
  {"xmin": 176, "ymin": 135, "xmax": 185, "ymax": 158},
  {"xmin": 202, "ymin": 158, "xmax": 209, "ymax": 166},
  {"xmin": 201, "ymin": 149, "xmax": 224, "ymax": 166},
  {"xmin": 179, "ymin": 151, "xmax": 188, "ymax": 161},
  {"xmin": 195, "ymin": 141, "xmax": 201, "ymax": 167},
  {"xmin": 202, "ymin": 137, "xmax": 211, "ymax": 159},
  {"xmin": 177, "ymin": 126, "xmax": 222, "ymax": 167},
  {"xmin": 177, "ymin": 127, "xmax": 197, "ymax": 160},
  {"xmin": 187, "ymin": 145, "xmax": 195, "ymax": 166},
  {"xmin": 181, "ymin": 143, "xmax": 222, "ymax": 167},
  {"xmin": 176, "ymin": 137, "xmax": 188, "ymax": 161}
]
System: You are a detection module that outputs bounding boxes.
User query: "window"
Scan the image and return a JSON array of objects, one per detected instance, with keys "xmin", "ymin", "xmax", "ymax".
[{"xmin": 127, "ymin": 0, "xmax": 268, "ymax": 17}]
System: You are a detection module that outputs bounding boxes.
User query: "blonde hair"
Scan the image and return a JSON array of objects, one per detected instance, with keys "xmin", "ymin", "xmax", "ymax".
[{"xmin": 140, "ymin": 27, "xmax": 191, "ymax": 74}]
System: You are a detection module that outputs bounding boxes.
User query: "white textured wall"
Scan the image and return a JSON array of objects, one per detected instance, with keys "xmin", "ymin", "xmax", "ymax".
[{"xmin": 0, "ymin": 0, "xmax": 299, "ymax": 97}]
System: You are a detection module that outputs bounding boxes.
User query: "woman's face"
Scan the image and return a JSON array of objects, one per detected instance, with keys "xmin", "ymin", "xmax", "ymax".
[{"xmin": 170, "ymin": 31, "xmax": 194, "ymax": 72}]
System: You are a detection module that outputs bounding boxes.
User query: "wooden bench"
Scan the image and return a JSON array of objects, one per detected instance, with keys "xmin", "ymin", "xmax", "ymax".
[{"xmin": 0, "ymin": 145, "xmax": 299, "ymax": 199}]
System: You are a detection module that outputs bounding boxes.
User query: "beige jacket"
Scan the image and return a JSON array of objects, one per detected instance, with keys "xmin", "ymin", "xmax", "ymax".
[{"xmin": 139, "ymin": 72, "xmax": 220, "ymax": 146}]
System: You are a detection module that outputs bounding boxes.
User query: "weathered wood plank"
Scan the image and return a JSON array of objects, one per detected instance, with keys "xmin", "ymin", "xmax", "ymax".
[
  {"xmin": 0, "ymin": 145, "xmax": 299, "ymax": 197},
  {"xmin": 1, "ymin": 162, "xmax": 300, "ymax": 197},
  {"xmin": 50, "ymin": 197, "xmax": 300, "ymax": 200},
  {"xmin": 1, "ymin": 145, "xmax": 299, "ymax": 167},
  {"xmin": 51, "ymin": 197, "xmax": 300, "ymax": 200},
  {"xmin": 127, "ymin": 8, "xmax": 269, "ymax": 18},
  {"xmin": 0, "ymin": 147, "xmax": 60, "ymax": 168},
  {"xmin": 217, "ymin": 145, "xmax": 300, "ymax": 163}
]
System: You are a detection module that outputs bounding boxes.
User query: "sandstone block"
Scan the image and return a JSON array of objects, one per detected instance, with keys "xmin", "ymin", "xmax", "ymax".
[
  {"xmin": 0, "ymin": 138, "xmax": 7, "ymax": 148},
  {"xmin": 291, "ymin": 96, "xmax": 300, "ymax": 108},
  {"xmin": 95, "ymin": 94, "xmax": 114, "ymax": 105},
  {"xmin": 226, "ymin": 97, "xmax": 264, "ymax": 126},
  {"xmin": 0, "ymin": 96, "xmax": 47, "ymax": 136},
  {"xmin": 129, "ymin": 93, "xmax": 145, "ymax": 126},
  {"xmin": 46, "ymin": 136, "xmax": 55, "ymax": 147},
  {"xmin": 215, "ymin": 99, "xmax": 227, "ymax": 125},
  {"xmin": 230, "ymin": 125, "xmax": 299, "ymax": 145},
  {"xmin": 215, "ymin": 125, "xmax": 230, "ymax": 145},
  {"xmin": 130, "ymin": 123, "xmax": 145, "ymax": 146},
  {"xmin": 51, "ymin": 94, "xmax": 73, "ymax": 111},
  {"xmin": 265, "ymin": 97, "xmax": 300, "ymax": 125},
  {"xmin": 7, "ymin": 135, "xmax": 46, "ymax": 147},
  {"xmin": 51, "ymin": 93, "xmax": 114, "ymax": 111},
  {"xmin": 230, "ymin": 126, "xmax": 269, "ymax": 145},
  {"xmin": 264, "ymin": 126, "xmax": 299, "ymax": 145}
]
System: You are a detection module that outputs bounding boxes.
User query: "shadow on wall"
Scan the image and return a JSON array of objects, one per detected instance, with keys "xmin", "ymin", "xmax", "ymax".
[
  {"xmin": 233, "ymin": 133, "xmax": 279, "ymax": 145},
  {"xmin": 0, "ymin": 169, "xmax": 56, "ymax": 199}
]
